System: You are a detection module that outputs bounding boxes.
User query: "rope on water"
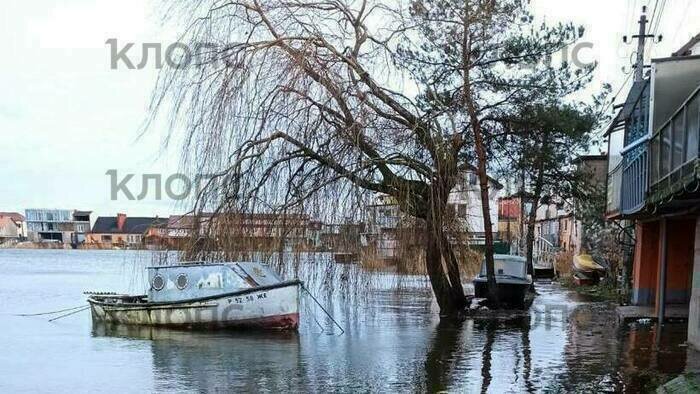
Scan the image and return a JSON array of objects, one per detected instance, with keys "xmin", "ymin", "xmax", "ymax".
[
  {"xmin": 48, "ymin": 305, "xmax": 91, "ymax": 322},
  {"xmin": 301, "ymin": 284, "xmax": 345, "ymax": 335},
  {"xmin": 14, "ymin": 304, "xmax": 89, "ymax": 317}
]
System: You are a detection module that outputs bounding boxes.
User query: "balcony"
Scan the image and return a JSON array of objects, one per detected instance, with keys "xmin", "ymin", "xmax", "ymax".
[
  {"xmin": 648, "ymin": 85, "xmax": 700, "ymax": 203},
  {"xmin": 605, "ymin": 79, "xmax": 650, "ymax": 218},
  {"xmin": 620, "ymin": 143, "xmax": 649, "ymax": 214}
]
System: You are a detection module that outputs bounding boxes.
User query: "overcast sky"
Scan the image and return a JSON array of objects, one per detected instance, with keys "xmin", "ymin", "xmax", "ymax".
[{"xmin": 1, "ymin": 0, "xmax": 698, "ymax": 218}]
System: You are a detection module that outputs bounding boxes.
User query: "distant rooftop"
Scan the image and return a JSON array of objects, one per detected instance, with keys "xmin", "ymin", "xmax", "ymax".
[
  {"xmin": 91, "ymin": 216, "xmax": 168, "ymax": 234},
  {"xmin": 0, "ymin": 212, "xmax": 25, "ymax": 222}
]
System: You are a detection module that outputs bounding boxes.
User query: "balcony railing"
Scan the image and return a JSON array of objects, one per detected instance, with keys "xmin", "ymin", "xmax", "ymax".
[
  {"xmin": 620, "ymin": 144, "xmax": 648, "ymax": 214},
  {"xmin": 649, "ymin": 85, "xmax": 700, "ymax": 199}
]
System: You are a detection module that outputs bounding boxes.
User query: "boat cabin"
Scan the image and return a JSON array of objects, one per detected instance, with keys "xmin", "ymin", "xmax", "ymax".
[
  {"xmin": 476, "ymin": 254, "xmax": 528, "ymax": 280},
  {"xmin": 147, "ymin": 262, "xmax": 283, "ymax": 303}
]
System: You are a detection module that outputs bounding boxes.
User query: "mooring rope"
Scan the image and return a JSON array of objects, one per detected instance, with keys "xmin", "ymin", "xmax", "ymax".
[
  {"xmin": 47, "ymin": 305, "xmax": 91, "ymax": 322},
  {"xmin": 14, "ymin": 304, "xmax": 89, "ymax": 317},
  {"xmin": 301, "ymin": 284, "xmax": 345, "ymax": 335}
]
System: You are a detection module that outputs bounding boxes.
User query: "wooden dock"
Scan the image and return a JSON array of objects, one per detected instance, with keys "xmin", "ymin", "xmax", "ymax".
[{"xmin": 616, "ymin": 305, "xmax": 689, "ymax": 323}]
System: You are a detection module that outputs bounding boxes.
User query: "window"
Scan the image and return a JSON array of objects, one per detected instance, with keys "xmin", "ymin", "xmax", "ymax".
[
  {"xmin": 102, "ymin": 235, "xmax": 112, "ymax": 242},
  {"xmin": 176, "ymin": 274, "xmax": 188, "ymax": 290},
  {"xmin": 687, "ymin": 95, "xmax": 699, "ymax": 162},
  {"xmin": 152, "ymin": 275, "xmax": 165, "ymax": 291}
]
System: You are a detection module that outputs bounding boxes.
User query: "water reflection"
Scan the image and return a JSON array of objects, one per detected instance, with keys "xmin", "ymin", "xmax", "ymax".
[
  {"xmin": 93, "ymin": 324, "xmax": 303, "ymax": 392},
  {"xmin": 422, "ymin": 318, "xmax": 465, "ymax": 392},
  {"xmin": 89, "ymin": 287, "xmax": 691, "ymax": 393},
  {"xmin": 1, "ymin": 250, "xmax": 696, "ymax": 393}
]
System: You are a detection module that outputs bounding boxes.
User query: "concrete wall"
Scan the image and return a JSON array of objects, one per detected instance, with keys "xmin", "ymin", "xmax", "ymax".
[{"xmin": 688, "ymin": 217, "xmax": 700, "ymax": 349}]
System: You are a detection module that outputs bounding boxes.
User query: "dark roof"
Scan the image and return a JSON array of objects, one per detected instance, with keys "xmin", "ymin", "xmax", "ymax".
[
  {"xmin": 73, "ymin": 210, "xmax": 92, "ymax": 216},
  {"xmin": 91, "ymin": 216, "xmax": 168, "ymax": 234},
  {"xmin": 571, "ymin": 154, "xmax": 607, "ymax": 164},
  {"xmin": 604, "ymin": 79, "xmax": 649, "ymax": 136},
  {"xmin": 673, "ymin": 33, "xmax": 700, "ymax": 57}
]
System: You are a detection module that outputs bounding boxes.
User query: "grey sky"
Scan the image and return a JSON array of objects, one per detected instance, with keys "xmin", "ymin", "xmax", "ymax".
[{"xmin": 1, "ymin": 0, "xmax": 698, "ymax": 218}]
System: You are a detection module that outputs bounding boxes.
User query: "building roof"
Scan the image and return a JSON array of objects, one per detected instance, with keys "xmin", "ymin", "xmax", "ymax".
[
  {"xmin": 571, "ymin": 154, "xmax": 607, "ymax": 164},
  {"xmin": 461, "ymin": 165, "xmax": 504, "ymax": 189},
  {"xmin": 673, "ymin": 33, "xmax": 700, "ymax": 57},
  {"xmin": 0, "ymin": 216, "xmax": 20, "ymax": 231},
  {"xmin": 500, "ymin": 191, "xmax": 536, "ymax": 200},
  {"xmin": 91, "ymin": 216, "xmax": 168, "ymax": 234},
  {"xmin": 0, "ymin": 212, "xmax": 25, "ymax": 222},
  {"xmin": 604, "ymin": 79, "xmax": 650, "ymax": 136}
]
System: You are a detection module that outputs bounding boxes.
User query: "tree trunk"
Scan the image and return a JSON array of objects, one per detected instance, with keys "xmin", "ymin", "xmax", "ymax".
[
  {"xmin": 473, "ymin": 132, "xmax": 500, "ymax": 307},
  {"xmin": 423, "ymin": 177, "xmax": 466, "ymax": 315},
  {"xmin": 425, "ymin": 208, "xmax": 467, "ymax": 315},
  {"xmin": 525, "ymin": 136, "xmax": 547, "ymax": 277},
  {"xmin": 461, "ymin": 4, "xmax": 498, "ymax": 307},
  {"xmin": 525, "ymin": 194, "xmax": 538, "ymax": 277}
]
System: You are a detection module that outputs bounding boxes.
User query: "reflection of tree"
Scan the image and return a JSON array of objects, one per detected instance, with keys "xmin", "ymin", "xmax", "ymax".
[
  {"xmin": 478, "ymin": 318, "xmax": 532, "ymax": 393},
  {"xmin": 520, "ymin": 320, "xmax": 534, "ymax": 393},
  {"xmin": 419, "ymin": 316, "xmax": 534, "ymax": 393},
  {"xmin": 479, "ymin": 322, "xmax": 495, "ymax": 394},
  {"xmin": 423, "ymin": 318, "xmax": 465, "ymax": 392}
]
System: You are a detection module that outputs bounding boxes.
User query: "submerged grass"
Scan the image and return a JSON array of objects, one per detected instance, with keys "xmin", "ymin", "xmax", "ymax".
[{"xmin": 559, "ymin": 275, "xmax": 622, "ymax": 302}]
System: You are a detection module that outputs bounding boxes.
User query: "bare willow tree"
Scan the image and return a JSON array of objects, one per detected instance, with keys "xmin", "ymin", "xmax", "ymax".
[{"xmin": 151, "ymin": 0, "xmax": 597, "ymax": 314}]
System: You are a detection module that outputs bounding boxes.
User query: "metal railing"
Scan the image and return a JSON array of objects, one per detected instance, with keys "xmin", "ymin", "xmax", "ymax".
[
  {"xmin": 533, "ymin": 235, "xmax": 558, "ymax": 269},
  {"xmin": 620, "ymin": 145, "xmax": 648, "ymax": 214},
  {"xmin": 649, "ymin": 85, "xmax": 700, "ymax": 192}
]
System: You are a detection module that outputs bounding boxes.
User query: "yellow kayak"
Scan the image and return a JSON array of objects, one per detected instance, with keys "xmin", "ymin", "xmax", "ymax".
[{"xmin": 573, "ymin": 254, "xmax": 605, "ymax": 273}]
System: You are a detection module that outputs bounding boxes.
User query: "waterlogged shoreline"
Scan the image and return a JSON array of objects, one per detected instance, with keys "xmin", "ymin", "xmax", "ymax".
[{"xmin": 0, "ymin": 249, "xmax": 695, "ymax": 392}]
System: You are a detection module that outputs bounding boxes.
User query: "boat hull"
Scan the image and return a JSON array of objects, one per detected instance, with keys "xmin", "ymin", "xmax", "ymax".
[
  {"xmin": 573, "ymin": 254, "xmax": 605, "ymax": 274},
  {"xmin": 88, "ymin": 282, "xmax": 300, "ymax": 330},
  {"xmin": 473, "ymin": 280, "xmax": 531, "ymax": 309}
]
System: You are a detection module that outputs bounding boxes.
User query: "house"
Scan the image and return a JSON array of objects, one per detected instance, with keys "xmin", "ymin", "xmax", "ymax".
[
  {"xmin": 87, "ymin": 214, "xmax": 167, "ymax": 248},
  {"xmin": 156, "ymin": 212, "xmax": 319, "ymax": 251},
  {"xmin": 363, "ymin": 195, "xmax": 404, "ymax": 259},
  {"xmin": 605, "ymin": 35, "xmax": 700, "ymax": 347},
  {"xmin": 0, "ymin": 212, "xmax": 26, "ymax": 241},
  {"xmin": 319, "ymin": 222, "xmax": 364, "ymax": 252},
  {"xmin": 573, "ymin": 154, "xmax": 608, "ymax": 188},
  {"xmin": 223, "ymin": 213, "xmax": 317, "ymax": 251},
  {"xmin": 25, "ymin": 209, "xmax": 91, "ymax": 244},
  {"xmin": 446, "ymin": 170, "xmax": 503, "ymax": 244},
  {"xmin": 497, "ymin": 191, "xmax": 535, "ymax": 245},
  {"xmin": 363, "ymin": 169, "xmax": 504, "ymax": 260},
  {"xmin": 498, "ymin": 194, "xmax": 521, "ymax": 242}
]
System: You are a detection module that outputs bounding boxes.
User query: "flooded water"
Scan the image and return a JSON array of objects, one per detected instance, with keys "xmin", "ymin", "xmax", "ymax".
[{"xmin": 0, "ymin": 249, "xmax": 695, "ymax": 392}]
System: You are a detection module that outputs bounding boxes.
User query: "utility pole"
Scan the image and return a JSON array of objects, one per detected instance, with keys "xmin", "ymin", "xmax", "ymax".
[
  {"xmin": 625, "ymin": 6, "xmax": 661, "ymax": 82},
  {"xmin": 633, "ymin": 12, "xmax": 648, "ymax": 82}
]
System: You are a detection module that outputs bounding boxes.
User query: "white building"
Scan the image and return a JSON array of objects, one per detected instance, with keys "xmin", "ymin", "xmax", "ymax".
[
  {"xmin": 363, "ymin": 170, "xmax": 503, "ymax": 259},
  {"xmin": 446, "ymin": 170, "xmax": 502, "ymax": 244}
]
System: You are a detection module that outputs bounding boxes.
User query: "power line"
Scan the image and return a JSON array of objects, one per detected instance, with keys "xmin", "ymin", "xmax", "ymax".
[
  {"xmin": 594, "ymin": 71, "xmax": 634, "ymax": 138},
  {"xmin": 669, "ymin": 0, "xmax": 692, "ymax": 50}
]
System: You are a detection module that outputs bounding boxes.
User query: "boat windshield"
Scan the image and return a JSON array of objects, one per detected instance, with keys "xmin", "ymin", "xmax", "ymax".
[{"xmin": 479, "ymin": 258, "xmax": 525, "ymax": 278}]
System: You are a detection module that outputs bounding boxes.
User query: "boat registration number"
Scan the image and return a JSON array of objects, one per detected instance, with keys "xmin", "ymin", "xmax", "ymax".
[{"xmin": 228, "ymin": 292, "xmax": 267, "ymax": 304}]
